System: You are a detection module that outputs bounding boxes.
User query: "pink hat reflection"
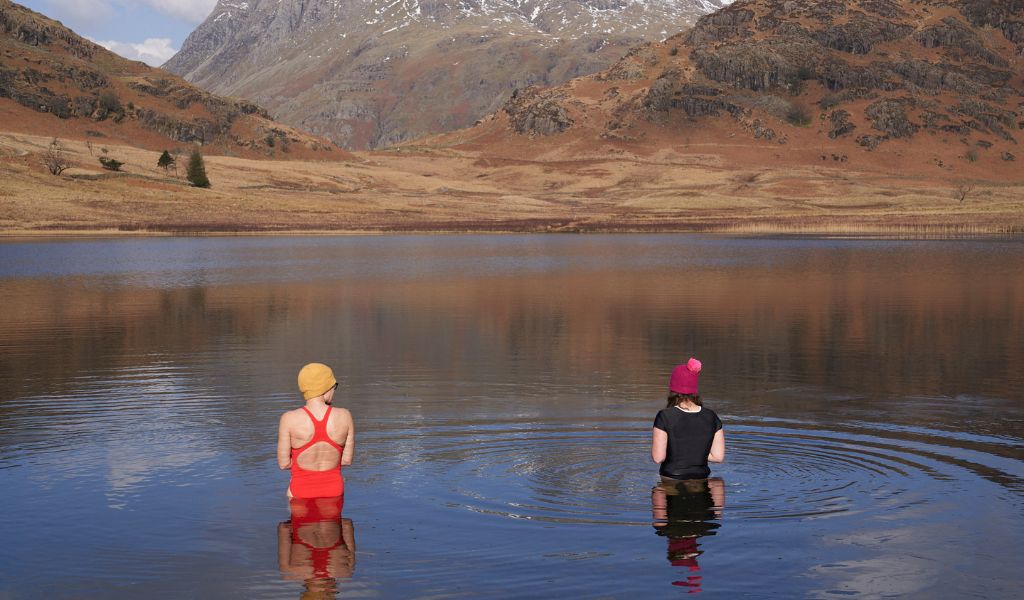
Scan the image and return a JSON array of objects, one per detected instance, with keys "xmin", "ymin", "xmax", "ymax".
[{"xmin": 669, "ymin": 358, "xmax": 702, "ymax": 394}]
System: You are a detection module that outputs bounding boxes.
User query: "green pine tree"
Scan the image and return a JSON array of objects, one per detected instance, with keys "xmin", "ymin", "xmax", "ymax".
[
  {"xmin": 157, "ymin": 150, "xmax": 174, "ymax": 171},
  {"xmin": 186, "ymin": 148, "xmax": 210, "ymax": 188}
]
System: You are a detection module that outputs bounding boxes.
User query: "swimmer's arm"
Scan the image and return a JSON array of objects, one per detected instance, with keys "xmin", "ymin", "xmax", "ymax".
[
  {"xmin": 341, "ymin": 411, "xmax": 354, "ymax": 466},
  {"xmin": 277, "ymin": 522, "xmax": 292, "ymax": 571},
  {"xmin": 708, "ymin": 477, "xmax": 726, "ymax": 516},
  {"xmin": 707, "ymin": 429, "xmax": 725, "ymax": 463},
  {"xmin": 342, "ymin": 518, "xmax": 356, "ymax": 567},
  {"xmin": 277, "ymin": 414, "xmax": 292, "ymax": 470},
  {"xmin": 651, "ymin": 427, "xmax": 668, "ymax": 464},
  {"xmin": 651, "ymin": 485, "xmax": 668, "ymax": 525}
]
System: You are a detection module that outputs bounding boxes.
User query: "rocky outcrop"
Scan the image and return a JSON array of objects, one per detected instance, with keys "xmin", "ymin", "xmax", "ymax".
[
  {"xmin": 856, "ymin": 134, "xmax": 886, "ymax": 150},
  {"xmin": 644, "ymin": 75, "xmax": 744, "ymax": 119},
  {"xmin": 865, "ymin": 99, "xmax": 919, "ymax": 138},
  {"xmin": 957, "ymin": 0, "xmax": 1024, "ymax": 45},
  {"xmin": 692, "ymin": 35, "xmax": 820, "ymax": 92},
  {"xmin": 813, "ymin": 11, "xmax": 913, "ymax": 55},
  {"xmin": 819, "ymin": 59, "xmax": 898, "ymax": 91},
  {"xmin": 953, "ymin": 100, "xmax": 1019, "ymax": 141},
  {"xmin": 750, "ymin": 118, "xmax": 778, "ymax": 140},
  {"xmin": 916, "ymin": 17, "xmax": 1009, "ymax": 67},
  {"xmin": 503, "ymin": 87, "xmax": 574, "ymax": 136},
  {"xmin": 686, "ymin": 8, "xmax": 755, "ymax": 45},
  {"xmin": 0, "ymin": 60, "xmax": 266, "ymax": 144},
  {"xmin": 135, "ymin": 109, "xmax": 221, "ymax": 144},
  {"xmin": 0, "ymin": 1, "xmax": 94, "ymax": 60},
  {"xmin": 828, "ymin": 109, "xmax": 856, "ymax": 138}
]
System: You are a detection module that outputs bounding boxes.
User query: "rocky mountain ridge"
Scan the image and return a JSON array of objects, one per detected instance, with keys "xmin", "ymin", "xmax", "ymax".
[
  {"xmin": 165, "ymin": 0, "xmax": 733, "ymax": 148},
  {"xmin": 0, "ymin": 0, "xmax": 337, "ymax": 158},
  {"xmin": 461, "ymin": 0, "xmax": 1021, "ymax": 172}
]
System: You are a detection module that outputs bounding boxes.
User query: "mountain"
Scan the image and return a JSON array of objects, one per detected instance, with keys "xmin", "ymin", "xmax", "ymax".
[
  {"xmin": 438, "ymin": 0, "xmax": 1021, "ymax": 177},
  {"xmin": 164, "ymin": 0, "xmax": 733, "ymax": 149},
  {"xmin": 0, "ymin": 0, "xmax": 339, "ymax": 159}
]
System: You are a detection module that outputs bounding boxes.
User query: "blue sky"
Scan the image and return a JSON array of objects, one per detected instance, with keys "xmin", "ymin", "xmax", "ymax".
[{"xmin": 18, "ymin": 0, "xmax": 217, "ymax": 66}]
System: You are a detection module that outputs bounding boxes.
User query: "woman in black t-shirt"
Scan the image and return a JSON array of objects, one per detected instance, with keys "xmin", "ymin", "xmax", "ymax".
[{"xmin": 651, "ymin": 358, "xmax": 725, "ymax": 481}]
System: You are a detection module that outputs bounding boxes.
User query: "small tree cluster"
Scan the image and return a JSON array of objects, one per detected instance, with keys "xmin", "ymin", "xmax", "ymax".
[
  {"xmin": 99, "ymin": 156, "xmax": 124, "ymax": 171},
  {"xmin": 785, "ymin": 103, "xmax": 812, "ymax": 127},
  {"xmin": 96, "ymin": 91, "xmax": 124, "ymax": 121}
]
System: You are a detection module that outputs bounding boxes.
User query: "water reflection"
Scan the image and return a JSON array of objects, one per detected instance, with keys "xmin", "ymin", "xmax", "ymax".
[
  {"xmin": 652, "ymin": 478, "xmax": 725, "ymax": 592},
  {"xmin": 1, "ymin": 236, "xmax": 1022, "ymax": 598},
  {"xmin": 2, "ymin": 238, "xmax": 1022, "ymax": 428},
  {"xmin": 279, "ymin": 497, "xmax": 355, "ymax": 599}
]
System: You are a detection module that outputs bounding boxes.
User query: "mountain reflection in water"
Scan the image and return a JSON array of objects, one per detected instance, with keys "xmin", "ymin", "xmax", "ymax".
[
  {"xmin": 0, "ymin": 235, "xmax": 1021, "ymax": 598},
  {"xmin": 1, "ymin": 238, "xmax": 1022, "ymax": 421}
]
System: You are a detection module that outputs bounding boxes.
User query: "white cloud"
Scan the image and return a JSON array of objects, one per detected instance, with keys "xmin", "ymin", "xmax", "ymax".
[
  {"xmin": 133, "ymin": 0, "xmax": 219, "ymax": 23},
  {"xmin": 92, "ymin": 37, "xmax": 179, "ymax": 66}
]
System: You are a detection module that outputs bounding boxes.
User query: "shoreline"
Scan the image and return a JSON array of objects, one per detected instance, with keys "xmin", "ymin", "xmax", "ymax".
[{"xmin": 3, "ymin": 221, "xmax": 1022, "ymax": 239}]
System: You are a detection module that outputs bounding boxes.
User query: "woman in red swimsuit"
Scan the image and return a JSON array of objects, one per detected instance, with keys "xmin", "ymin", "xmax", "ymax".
[{"xmin": 277, "ymin": 363, "xmax": 355, "ymax": 499}]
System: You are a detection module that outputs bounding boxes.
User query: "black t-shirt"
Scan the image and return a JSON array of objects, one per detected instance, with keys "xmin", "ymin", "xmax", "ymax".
[{"xmin": 653, "ymin": 406, "xmax": 723, "ymax": 479}]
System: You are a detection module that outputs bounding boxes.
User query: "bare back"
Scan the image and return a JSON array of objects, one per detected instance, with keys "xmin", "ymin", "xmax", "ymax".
[{"xmin": 283, "ymin": 406, "xmax": 354, "ymax": 471}]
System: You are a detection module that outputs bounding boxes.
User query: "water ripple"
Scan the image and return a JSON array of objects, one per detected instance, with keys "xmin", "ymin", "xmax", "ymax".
[{"xmin": 358, "ymin": 416, "xmax": 1023, "ymax": 525}]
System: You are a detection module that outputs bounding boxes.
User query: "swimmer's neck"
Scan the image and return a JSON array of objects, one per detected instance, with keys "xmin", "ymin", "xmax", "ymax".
[{"xmin": 304, "ymin": 397, "xmax": 331, "ymax": 410}]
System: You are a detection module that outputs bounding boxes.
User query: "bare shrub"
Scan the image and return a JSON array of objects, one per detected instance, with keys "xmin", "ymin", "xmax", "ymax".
[
  {"xmin": 171, "ymin": 149, "xmax": 182, "ymax": 177},
  {"xmin": 43, "ymin": 138, "xmax": 71, "ymax": 175},
  {"xmin": 954, "ymin": 181, "xmax": 975, "ymax": 203}
]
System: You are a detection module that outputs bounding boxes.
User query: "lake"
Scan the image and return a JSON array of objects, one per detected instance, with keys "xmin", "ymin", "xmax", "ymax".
[{"xmin": 0, "ymin": 235, "xmax": 1021, "ymax": 599}]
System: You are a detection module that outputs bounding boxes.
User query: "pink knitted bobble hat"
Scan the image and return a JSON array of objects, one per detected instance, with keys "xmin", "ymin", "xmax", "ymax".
[{"xmin": 669, "ymin": 357, "xmax": 702, "ymax": 394}]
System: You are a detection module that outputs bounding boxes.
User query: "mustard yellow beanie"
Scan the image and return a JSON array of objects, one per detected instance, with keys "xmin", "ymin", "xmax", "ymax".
[{"xmin": 297, "ymin": 363, "xmax": 337, "ymax": 400}]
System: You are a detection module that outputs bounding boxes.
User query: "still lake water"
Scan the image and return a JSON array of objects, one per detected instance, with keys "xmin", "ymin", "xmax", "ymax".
[{"xmin": 0, "ymin": 235, "xmax": 1022, "ymax": 599}]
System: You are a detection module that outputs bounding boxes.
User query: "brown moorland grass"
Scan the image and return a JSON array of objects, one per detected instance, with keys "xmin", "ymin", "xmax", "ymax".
[{"xmin": 2, "ymin": 131, "xmax": 1023, "ymax": 236}]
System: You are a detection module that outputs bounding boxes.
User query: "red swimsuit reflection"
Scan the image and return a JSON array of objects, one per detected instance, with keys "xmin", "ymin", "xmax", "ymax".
[
  {"xmin": 279, "ymin": 496, "xmax": 355, "ymax": 599},
  {"xmin": 651, "ymin": 478, "xmax": 725, "ymax": 593}
]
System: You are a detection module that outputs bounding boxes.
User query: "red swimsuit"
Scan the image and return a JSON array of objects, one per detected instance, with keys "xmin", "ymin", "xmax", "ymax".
[
  {"xmin": 289, "ymin": 496, "xmax": 346, "ymax": 579},
  {"xmin": 290, "ymin": 407, "xmax": 345, "ymax": 499}
]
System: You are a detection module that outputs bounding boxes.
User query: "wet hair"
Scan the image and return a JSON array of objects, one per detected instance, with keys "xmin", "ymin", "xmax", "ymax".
[{"xmin": 666, "ymin": 392, "xmax": 702, "ymax": 409}]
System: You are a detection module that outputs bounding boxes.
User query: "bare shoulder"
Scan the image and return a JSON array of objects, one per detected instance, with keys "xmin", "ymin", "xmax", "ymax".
[
  {"xmin": 279, "ymin": 408, "xmax": 304, "ymax": 424},
  {"xmin": 331, "ymin": 406, "xmax": 354, "ymax": 423}
]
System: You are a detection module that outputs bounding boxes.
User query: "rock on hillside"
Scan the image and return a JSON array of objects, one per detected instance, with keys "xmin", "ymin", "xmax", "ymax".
[
  {"xmin": 165, "ymin": 0, "xmax": 733, "ymax": 149},
  {"xmin": 0, "ymin": 0, "xmax": 338, "ymax": 158},
  {"xmin": 476, "ymin": 0, "xmax": 1022, "ymax": 170}
]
